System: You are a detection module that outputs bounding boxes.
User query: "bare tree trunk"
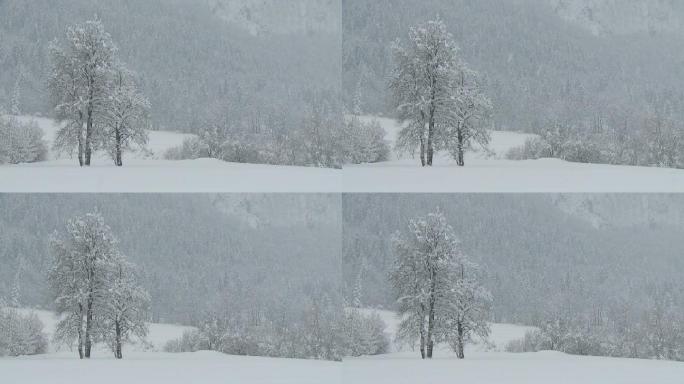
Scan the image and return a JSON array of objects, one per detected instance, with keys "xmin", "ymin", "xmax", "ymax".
[
  {"xmin": 84, "ymin": 297, "xmax": 93, "ymax": 358},
  {"xmin": 419, "ymin": 303, "xmax": 427, "ymax": 359},
  {"xmin": 418, "ymin": 112, "xmax": 427, "ymax": 166},
  {"xmin": 78, "ymin": 133, "xmax": 84, "ymax": 167},
  {"xmin": 426, "ymin": 126, "xmax": 434, "ymax": 166},
  {"xmin": 457, "ymin": 123, "xmax": 465, "ymax": 167},
  {"xmin": 115, "ymin": 320, "xmax": 122, "ymax": 359},
  {"xmin": 84, "ymin": 78, "xmax": 95, "ymax": 166},
  {"xmin": 115, "ymin": 126, "xmax": 123, "ymax": 166},
  {"xmin": 456, "ymin": 320, "xmax": 465, "ymax": 359},
  {"xmin": 426, "ymin": 307, "xmax": 435, "ymax": 358},
  {"xmin": 77, "ymin": 304, "xmax": 84, "ymax": 359},
  {"xmin": 426, "ymin": 103, "xmax": 435, "ymax": 166},
  {"xmin": 84, "ymin": 261, "xmax": 95, "ymax": 359},
  {"xmin": 426, "ymin": 65, "xmax": 438, "ymax": 166},
  {"xmin": 426, "ymin": 270, "xmax": 437, "ymax": 358},
  {"xmin": 77, "ymin": 115, "xmax": 85, "ymax": 167}
]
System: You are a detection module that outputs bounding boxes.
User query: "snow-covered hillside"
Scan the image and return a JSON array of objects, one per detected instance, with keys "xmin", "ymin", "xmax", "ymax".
[
  {"xmin": 212, "ymin": 194, "xmax": 341, "ymax": 229},
  {"xmin": 207, "ymin": 0, "xmax": 339, "ymax": 36},
  {"xmin": 552, "ymin": 194, "xmax": 684, "ymax": 229},
  {"xmin": 1, "ymin": 308, "xmax": 341, "ymax": 384},
  {"xmin": 342, "ymin": 116, "xmax": 684, "ymax": 192},
  {"xmin": 548, "ymin": 0, "xmax": 684, "ymax": 36},
  {"xmin": 0, "ymin": 116, "xmax": 341, "ymax": 192},
  {"xmin": 345, "ymin": 309, "xmax": 684, "ymax": 384}
]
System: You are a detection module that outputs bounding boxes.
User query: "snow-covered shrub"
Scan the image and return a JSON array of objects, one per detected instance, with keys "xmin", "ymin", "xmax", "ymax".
[
  {"xmin": 505, "ymin": 317, "xmax": 571, "ymax": 354},
  {"xmin": 0, "ymin": 307, "xmax": 49, "ymax": 357},
  {"xmin": 507, "ymin": 133, "xmax": 606, "ymax": 164},
  {"xmin": 342, "ymin": 309, "xmax": 390, "ymax": 357},
  {"xmin": 561, "ymin": 139, "xmax": 606, "ymax": 164},
  {"xmin": 163, "ymin": 329, "xmax": 206, "ymax": 353},
  {"xmin": 341, "ymin": 117, "xmax": 390, "ymax": 164},
  {"xmin": 164, "ymin": 137, "xmax": 209, "ymax": 160},
  {"xmin": 506, "ymin": 137, "xmax": 552, "ymax": 160},
  {"xmin": 562, "ymin": 331, "xmax": 606, "ymax": 356},
  {"xmin": 218, "ymin": 138, "xmax": 264, "ymax": 164},
  {"xmin": 0, "ymin": 116, "xmax": 47, "ymax": 164},
  {"xmin": 507, "ymin": 323, "xmax": 627, "ymax": 358},
  {"xmin": 219, "ymin": 332, "xmax": 263, "ymax": 356},
  {"xmin": 505, "ymin": 329, "xmax": 547, "ymax": 353},
  {"xmin": 165, "ymin": 134, "xmax": 276, "ymax": 165}
]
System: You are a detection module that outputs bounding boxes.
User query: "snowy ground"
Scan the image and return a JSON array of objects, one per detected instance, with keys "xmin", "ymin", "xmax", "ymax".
[
  {"xmin": 1, "ymin": 351, "xmax": 341, "ymax": 384},
  {"xmin": 0, "ymin": 116, "xmax": 341, "ymax": 192},
  {"xmin": 342, "ymin": 116, "xmax": 684, "ymax": 192},
  {"xmin": 345, "ymin": 309, "xmax": 684, "ymax": 384},
  {"xmin": 0, "ymin": 308, "xmax": 341, "ymax": 384}
]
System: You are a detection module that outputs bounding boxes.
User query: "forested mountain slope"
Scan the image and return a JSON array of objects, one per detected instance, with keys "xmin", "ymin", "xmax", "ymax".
[
  {"xmin": 0, "ymin": 0, "xmax": 340, "ymax": 131},
  {"xmin": 342, "ymin": 194, "xmax": 684, "ymax": 324},
  {"xmin": 343, "ymin": 0, "xmax": 684, "ymax": 133},
  {"xmin": 0, "ymin": 194, "xmax": 341, "ymax": 324}
]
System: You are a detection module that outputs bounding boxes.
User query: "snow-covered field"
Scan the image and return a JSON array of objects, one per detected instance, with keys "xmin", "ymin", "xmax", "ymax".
[
  {"xmin": 0, "ymin": 116, "xmax": 341, "ymax": 192},
  {"xmin": 342, "ymin": 116, "xmax": 684, "ymax": 192},
  {"xmin": 0, "ymin": 308, "xmax": 341, "ymax": 384},
  {"xmin": 345, "ymin": 309, "xmax": 684, "ymax": 384},
  {"xmin": 1, "ymin": 351, "xmax": 340, "ymax": 384}
]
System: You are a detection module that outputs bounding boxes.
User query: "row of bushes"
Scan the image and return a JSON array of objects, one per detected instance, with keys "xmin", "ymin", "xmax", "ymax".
[
  {"xmin": 506, "ymin": 120, "xmax": 683, "ymax": 168},
  {"xmin": 506, "ymin": 316, "xmax": 684, "ymax": 361},
  {"xmin": 505, "ymin": 326, "xmax": 605, "ymax": 357},
  {"xmin": 164, "ymin": 116, "xmax": 389, "ymax": 168},
  {"xmin": 506, "ymin": 136, "xmax": 605, "ymax": 164},
  {"xmin": 164, "ymin": 309, "xmax": 390, "ymax": 360}
]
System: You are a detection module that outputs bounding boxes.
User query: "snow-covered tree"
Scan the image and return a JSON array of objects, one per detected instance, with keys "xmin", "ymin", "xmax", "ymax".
[
  {"xmin": 643, "ymin": 288, "xmax": 683, "ymax": 360},
  {"xmin": 390, "ymin": 209, "xmax": 483, "ymax": 358},
  {"xmin": 297, "ymin": 93, "xmax": 342, "ymax": 168},
  {"xmin": 389, "ymin": 18, "xmax": 460, "ymax": 166},
  {"xmin": 10, "ymin": 78, "xmax": 21, "ymax": 116},
  {"xmin": 442, "ymin": 67, "xmax": 493, "ymax": 166},
  {"xmin": 100, "ymin": 257, "xmax": 149, "ymax": 359},
  {"xmin": 9, "ymin": 269, "xmax": 21, "ymax": 309},
  {"xmin": 49, "ymin": 39, "xmax": 85, "ymax": 165},
  {"xmin": 100, "ymin": 68, "xmax": 150, "ymax": 166},
  {"xmin": 48, "ymin": 18, "xmax": 117, "ymax": 166},
  {"xmin": 352, "ymin": 257, "xmax": 367, "ymax": 308},
  {"xmin": 390, "ymin": 228, "xmax": 428, "ymax": 357},
  {"xmin": 643, "ymin": 110, "xmax": 681, "ymax": 169},
  {"xmin": 48, "ymin": 211, "xmax": 122, "ymax": 358},
  {"xmin": 440, "ymin": 258, "xmax": 492, "ymax": 358}
]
